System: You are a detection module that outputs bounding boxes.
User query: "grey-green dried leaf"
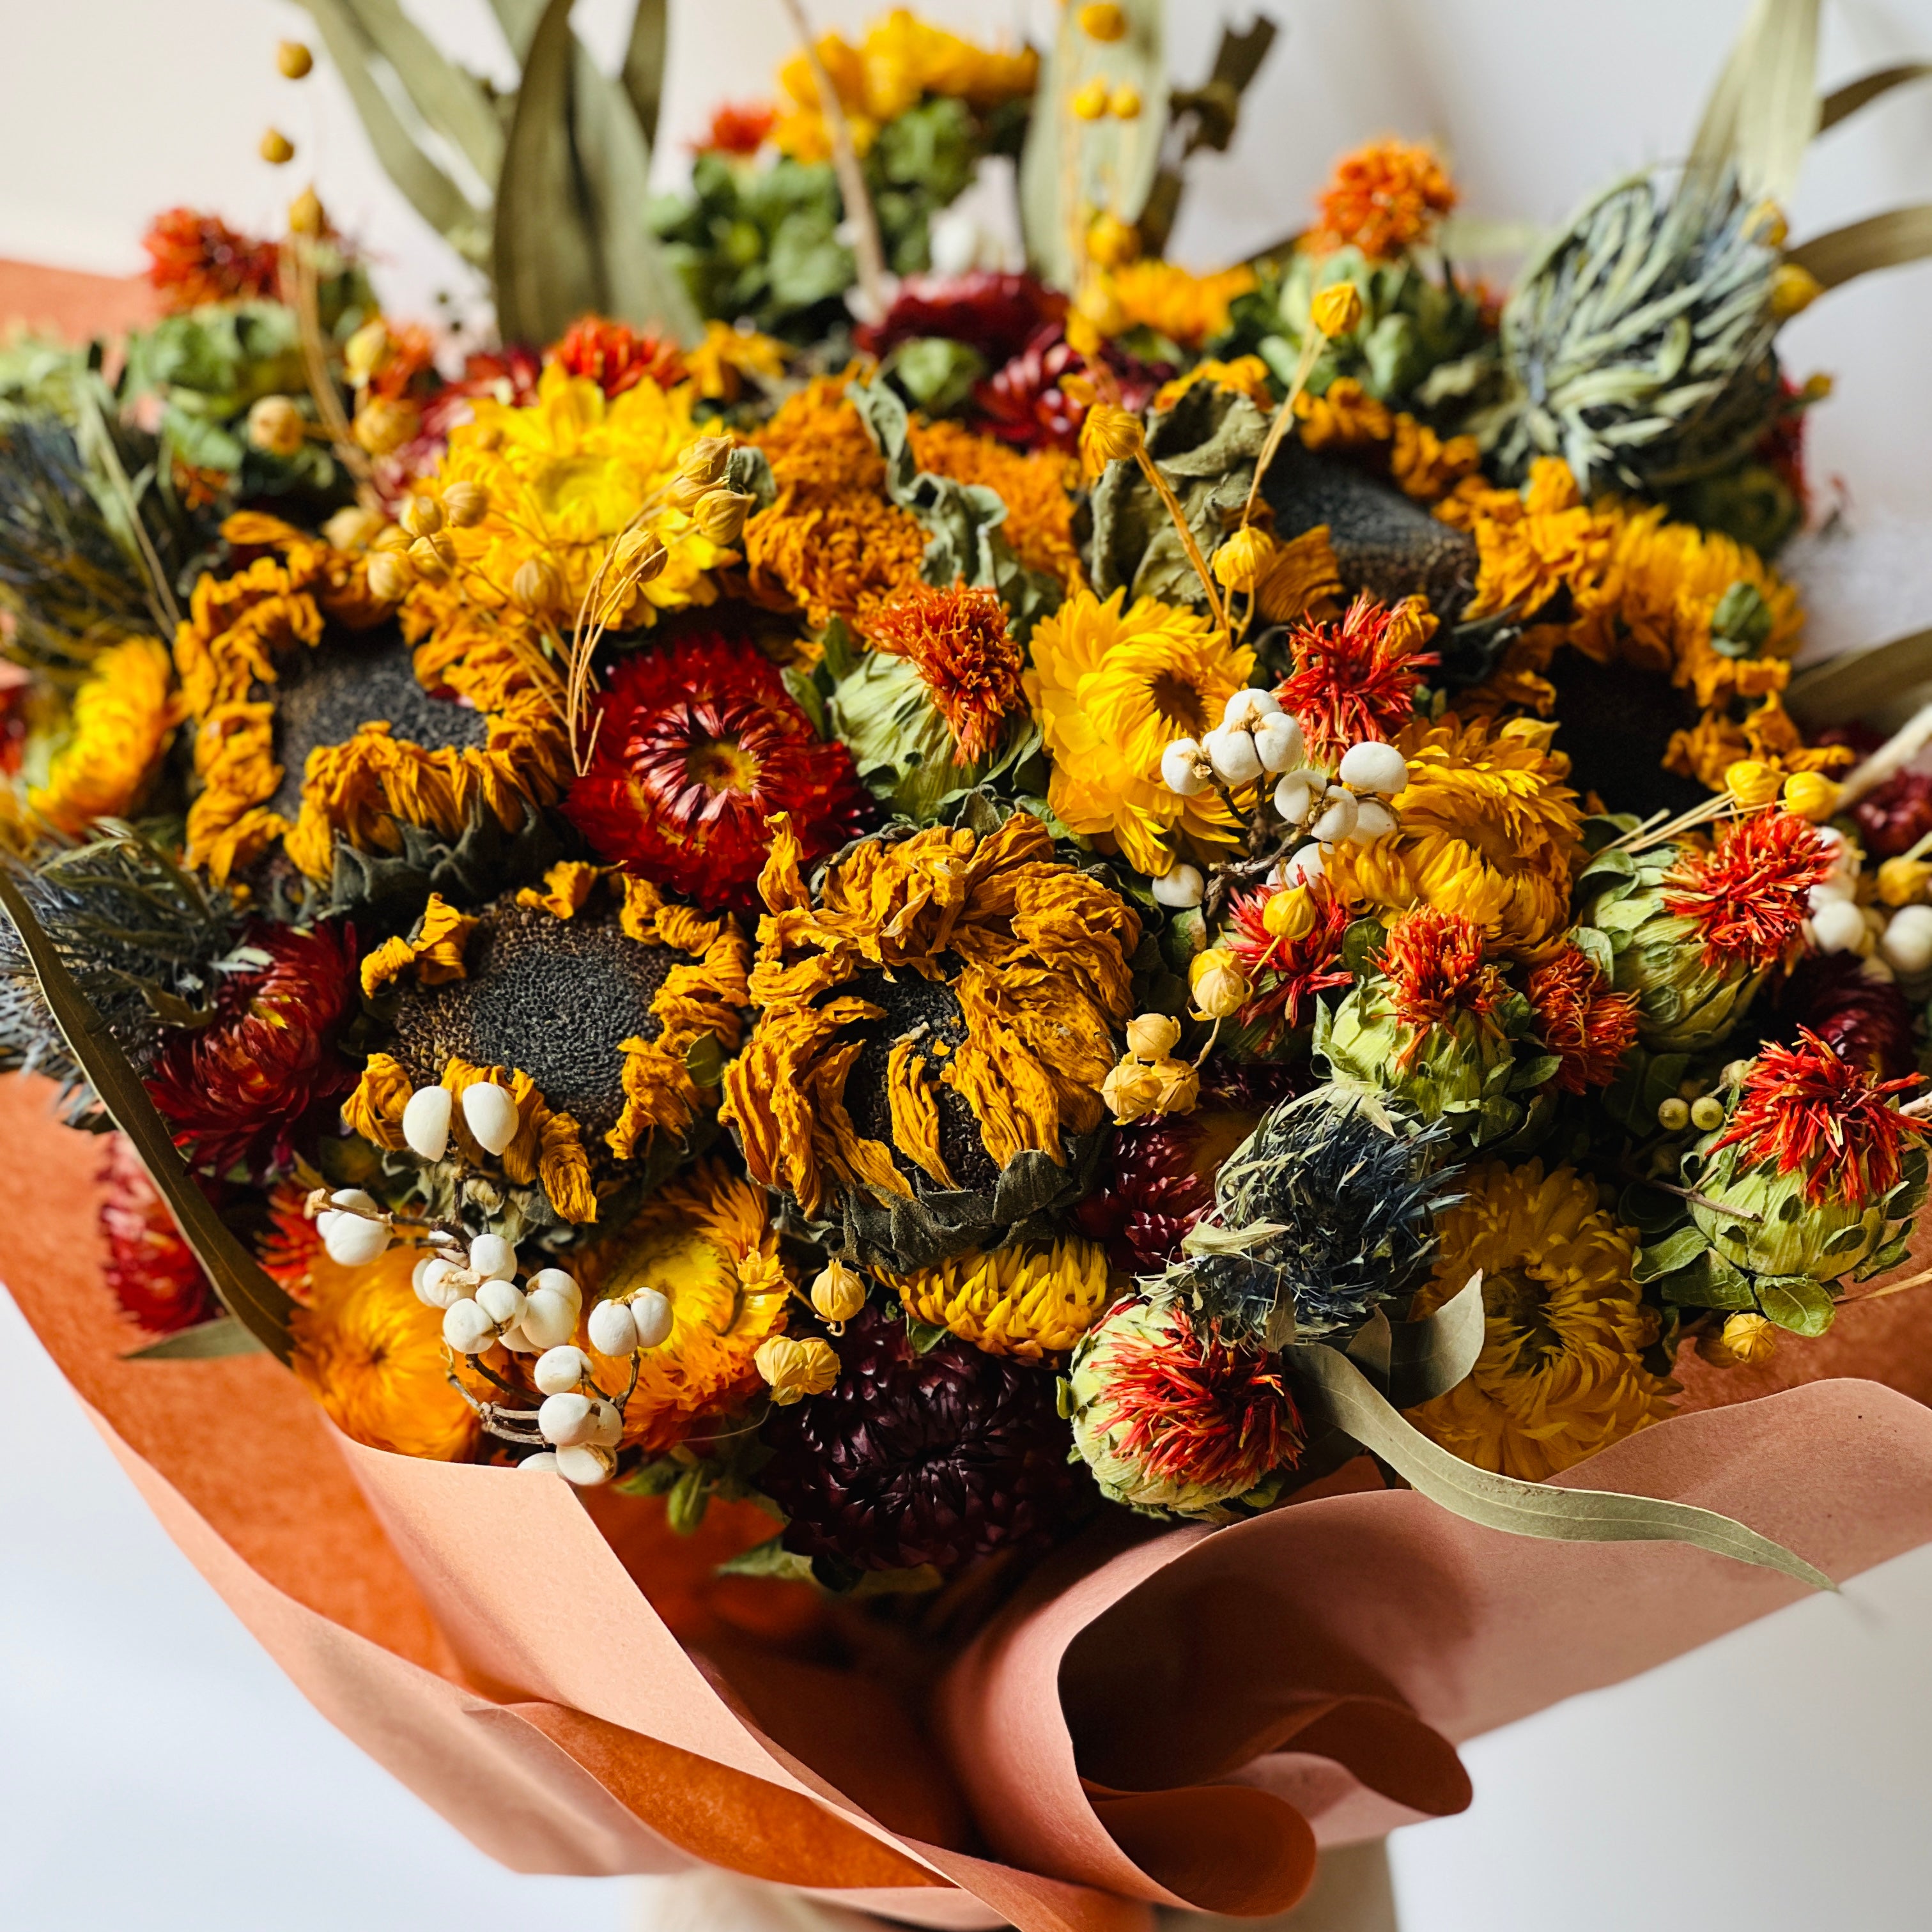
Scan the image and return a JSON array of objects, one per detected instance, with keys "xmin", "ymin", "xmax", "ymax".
[{"xmin": 125, "ymin": 1315, "xmax": 266, "ymax": 1361}]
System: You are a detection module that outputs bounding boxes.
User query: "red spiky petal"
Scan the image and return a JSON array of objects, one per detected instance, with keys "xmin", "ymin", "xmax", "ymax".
[
  {"xmin": 865, "ymin": 581, "xmax": 1024, "ymax": 762},
  {"xmin": 1526, "ymin": 943, "xmax": 1641, "ymax": 1094},
  {"xmin": 1227, "ymin": 882, "xmax": 1354, "ymax": 1053},
  {"xmin": 1662, "ymin": 812, "xmax": 1833, "ymax": 970},
  {"xmin": 1273, "ymin": 592, "xmax": 1437, "ymax": 764},
  {"xmin": 141, "ymin": 208, "xmax": 281, "ymax": 313},
  {"xmin": 1710, "ymin": 1027, "xmax": 1927, "ymax": 1207},
  {"xmin": 566, "ymin": 631, "xmax": 874, "ymax": 915},
  {"xmin": 1377, "ymin": 906, "xmax": 1507, "ymax": 1044},
  {"xmin": 697, "ymin": 101, "xmax": 777, "ymax": 157}
]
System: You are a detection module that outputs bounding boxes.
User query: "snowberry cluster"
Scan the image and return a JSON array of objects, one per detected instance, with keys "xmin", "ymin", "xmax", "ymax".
[{"xmin": 1154, "ymin": 688, "xmax": 1407, "ymax": 908}]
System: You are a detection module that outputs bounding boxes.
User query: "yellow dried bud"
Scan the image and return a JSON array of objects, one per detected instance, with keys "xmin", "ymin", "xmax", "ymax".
[
  {"xmin": 1075, "ymin": 279, "xmax": 1130, "ymax": 337},
  {"xmin": 277, "ymin": 40, "xmax": 314, "ymax": 79},
  {"xmin": 1125, "ymin": 1013, "xmax": 1182, "ymax": 1061},
  {"xmin": 1078, "ymin": 4, "xmax": 1128, "ymax": 42},
  {"xmin": 809, "ymin": 1260, "xmax": 866, "ymax": 1326},
  {"xmin": 1724, "ymin": 759, "xmax": 1782, "ymax": 809},
  {"xmin": 321, "ymin": 505, "xmax": 384, "ymax": 552},
  {"xmin": 1879, "ymin": 856, "xmax": 1932, "ymax": 908},
  {"xmin": 1212, "ymin": 524, "xmax": 1278, "ymax": 592},
  {"xmin": 1063, "ymin": 311, "xmax": 1104, "ymax": 360},
  {"xmin": 1311, "ymin": 282, "xmax": 1364, "ymax": 339},
  {"xmin": 1800, "ymin": 371, "xmax": 1834, "ymax": 403},
  {"xmin": 370, "ymin": 523, "xmax": 411, "ymax": 555},
  {"xmin": 1713, "ymin": 1311, "xmax": 1779, "ymax": 1368},
  {"xmin": 352, "ymin": 396, "xmax": 420, "ymax": 456},
  {"xmin": 1781, "ymin": 772, "xmax": 1841, "ymax": 821},
  {"xmin": 364, "ymin": 552, "xmax": 413, "ymax": 603},
  {"xmin": 1146, "ymin": 1056, "xmax": 1199, "ymax": 1115},
  {"xmin": 471, "ymin": 422, "xmax": 505, "ymax": 453},
  {"xmin": 259, "ymin": 128, "xmax": 295, "ymax": 166},
  {"xmin": 1071, "ymin": 77, "xmax": 1111, "ymax": 120},
  {"xmin": 1102, "ymin": 1056, "xmax": 1165, "ymax": 1124},
  {"xmin": 398, "ymin": 494, "xmax": 444, "ymax": 539},
  {"xmin": 1109, "ymin": 84, "xmax": 1143, "ymax": 120},
  {"xmin": 439, "ymin": 481, "xmax": 489, "ymax": 527},
  {"xmin": 613, "ymin": 527, "xmax": 669, "ymax": 582},
  {"xmin": 1079, "ymin": 402, "xmax": 1145, "ymax": 477},
  {"xmin": 1262, "ymin": 886, "xmax": 1317, "ymax": 941},
  {"xmin": 1189, "ymin": 948, "xmax": 1252, "ymax": 1020},
  {"xmin": 287, "ymin": 188, "xmax": 325, "ymax": 238},
  {"xmin": 755, "ymin": 1334, "xmax": 839, "ymax": 1405},
  {"xmin": 246, "ymin": 394, "xmax": 306, "ymax": 459},
  {"xmin": 676, "ymin": 435, "xmax": 733, "ymax": 491},
  {"xmin": 344, "ymin": 319, "xmax": 393, "ymax": 387},
  {"xmin": 1086, "ymin": 213, "xmax": 1141, "ymax": 268},
  {"xmin": 1747, "ymin": 201, "xmax": 1788, "ymax": 249},
  {"xmin": 511, "ymin": 555, "xmax": 564, "ymax": 615},
  {"xmin": 407, "ymin": 533, "xmax": 454, "ymax": 580},
  {"xmin": 693, "ymin": 488, "xmax": 753, "ymax": 546},
  {"xmin": 1770, "ymin": 263, "xmax": 1823, "ymax": 320}
]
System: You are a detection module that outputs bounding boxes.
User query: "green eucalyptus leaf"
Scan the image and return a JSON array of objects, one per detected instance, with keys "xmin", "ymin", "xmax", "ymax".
[
  {"xmin": 123, "ymin": 1315, "xmax": 267, "ymax": 1361},
  {"xmin": 1572, "ymin": 925, "xmax": 1616, "ymax": 981},
  {"xmin": 1386, "ymin": 1270, "xmax": 1487, "ymax": 1408},
  {"xmin": 0, "ymin": 868, "xmax": 294, "ymax": 1363},
  {"xmin": 1636, "ymin": 1223, "xmax": 1714, "ymax": 1283},
  {"xmin": 1292, "ymin": 1342, "xmax": 1832, "ymax": 1589},
  {"xmin": 332, "ymin": 0, "xmax": 504, "ymax": 181}
]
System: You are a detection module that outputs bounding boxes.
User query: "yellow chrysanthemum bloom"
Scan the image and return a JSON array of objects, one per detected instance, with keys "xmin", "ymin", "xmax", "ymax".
[
  {"xmin": 583, "ymin": 1159, "xmax": 794, "ymax": 1452},
  {"xmin": 1405, "ymin": 1161, "xmax": 1674, "ymax": 1481},
  {"xmin": 684, "ymin": 320, "xmax": 788, "ymax": 403},
  {"xmin": 881, "ymin": 1237, "xmax": 1113, "ymax": 1359},
  {"xmin": 1097, "ymin": 260, "xmax": 1258, "ymax": 348},
  {"xmin": 1026, "ymin": 586, "xmax": 1251, "ymax": 876},
  {"xmin": 29, "ymin": 635, "xmax": 177, "ymax": 835},
  {"xmin": 1292, "ymin": 378, "xmax": 1478, "ymax": 502},
  {"xmin": 292, "ymin": 1244, "xmax": 477, "ymax": 1460},
  {"xmin": 1322, "ymin": 712, "xmax": 1584, "ymax": 962},
  {"xmin": 1438, "ymin": 457, "xmax": 1621, "ymax": 624},
  {"xmin": 1663, "ymin": 689, "xmax": 1851, "ymax": 793},
  {"xmin": 428, "ymin": 362, "xmax": 734, "ymax": 634}
]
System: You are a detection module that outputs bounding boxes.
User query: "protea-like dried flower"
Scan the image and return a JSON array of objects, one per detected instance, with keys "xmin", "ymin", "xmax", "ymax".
[
  {"xmin": 757, "ymin": 1309, "xmax": 1088, "ymax": 1575},
  {"xmin": 1852, "ymin": 768, "xmax": 1932, "ymax": 860}
]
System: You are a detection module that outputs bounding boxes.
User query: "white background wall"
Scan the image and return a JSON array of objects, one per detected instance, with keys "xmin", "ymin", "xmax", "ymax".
[{"xmin": 8, "ymin": 4, "xmax": 1932, "ymax": 1929}]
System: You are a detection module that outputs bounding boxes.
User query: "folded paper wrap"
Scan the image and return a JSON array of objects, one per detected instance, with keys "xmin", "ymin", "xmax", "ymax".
[{"xmin": 10, "ymin": 1067, "xmax": 1932, "ymax": 1929}]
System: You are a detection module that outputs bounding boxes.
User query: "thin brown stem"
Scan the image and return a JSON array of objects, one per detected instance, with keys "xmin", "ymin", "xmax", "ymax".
[
  {"xmin": 1136, "ymin": 448, "xmax": 1227, "ymax": 630},
  {"xmin": 1240, "ymin": 332, "xmax": 1323, "ymax": 530}
]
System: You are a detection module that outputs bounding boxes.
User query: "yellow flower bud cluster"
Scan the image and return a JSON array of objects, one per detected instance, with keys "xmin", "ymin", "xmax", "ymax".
[
  {"xmin": 1189, "ymin": 948, "xmax": 1253, "ymax": 1020},
  {"xmin": 361, "ymin": 486, "xmax": 496, "ymax": 603},
  {"xmin": 755, "ymin": 1334, "xmax": 840, "ymax": 1406},
  {"xmin": 1101, "ymin": 1012, "xmax": 1200, "ymax": 1124}
]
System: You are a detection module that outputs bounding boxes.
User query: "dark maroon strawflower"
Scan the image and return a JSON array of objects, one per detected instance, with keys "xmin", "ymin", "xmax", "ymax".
[
  {"xmin": 758, "ymin": 1310, "xmax": 1089, "ymax": 1575},
  {"xmin": 1774, "ymin": 952, "xmax": 1919, "ymax": 1081},
  {"xmin": 98, "ymin": 1134, "xmax": 219, "ymax": 1335},
  {"xmin": 1076, "ymin": 1116, "xmax": 1215, "ymax": 1274},
  {"xmin": 1852, "ymin": 768, "xmax": 1932, "ymax": 860},
  {"xmin": 856, "ymin": 272, "xmax": 1068, "ymax": 362},
  {"xmin": 971, "ymin": 323, "xmax": 1168, "ymax": 454},
  {"xmin": 145, "ymin": 921, "xmax": 359, "ymax": 1180}
]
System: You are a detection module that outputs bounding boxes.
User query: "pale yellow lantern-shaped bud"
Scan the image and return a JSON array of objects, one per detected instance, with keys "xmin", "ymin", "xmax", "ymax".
[
  {"xmin": 1102, "ymin": 1056, "xmax": 1165, "ymax": 1124},
  {"xmin": 1124, "ymin": 1013, "xmax": 1182, "ymax": 1061},
  {"xmin": 1146, "ymin": 1057, "xmax": 1200, "ymax": 1115},
  {"xmin": 364, "ymin": 552, "xmax": 413, "ymax": 604},
  {"xmin": 693, "ymin": 488, "xmax": 754, "ymax": 546},
  {"xmin": 1311, "ymin": 282, "xmax": 1364, "ymax": 339},
  {"xmin": 613, "ymin": 527, "xmax": 668, "ymax": 582},
  {"xmin": 440, "ymin": 481, "xmax": 489, "ymax": 527},
  {"xmin": 398, "ymin": 494, "xmax": 443, "ymax": 539},
  {"xmin": 1878, "ymin": 856, "xmax": 1932, "ymax": 908},
  {"xmin": 246, "ymin": 395, "xmax": 305, "ymax": 459},
  {"xmin": 1212, "ymin": 525, "xmax": 1278, "ymax": 592},
  {"xmin": 287, "ymin": 187, "xmax": 325, "ymax": 238},
  {"xmin": 353, "ymin": 396, "xmax": 420, "ymax": 456},
  {"xmin": 512, "ymin": 555, "xmax": 563, "ymax": 616},
  {"xmin": 1263, "ymin": 886, "xmax": 1318, "ymax": 942},
  {"xmin": 755, "ymin": 1335, "xmax": 840, "ymax": 1406},
  {"xmin": 1189, "ymin": 948, "xmax": 1252, "ymax": 1020},
  {"xmin": 344, "ymin": 320, "xmax": 393, "ymax": 387},
  {"xmin": 809, "ymin": 1261, "xmax": 866, "ymax": 1327},
  {"xmin": 1078, "ymin": 4, "xmax": 1128, "ymax": 43}
]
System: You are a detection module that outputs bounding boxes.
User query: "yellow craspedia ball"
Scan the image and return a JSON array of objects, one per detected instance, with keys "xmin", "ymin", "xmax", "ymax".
[
  {"xmin": 1781, "ymin": 771, "xmax": 1841, "ymax": 821},
  {"xmin": 1071, "ymin": 76, "xmax": 1111, "ymax": 120},
  {"xmin": 1078, "ymin": 3, "xmax": 1129, "ymax": 42}
]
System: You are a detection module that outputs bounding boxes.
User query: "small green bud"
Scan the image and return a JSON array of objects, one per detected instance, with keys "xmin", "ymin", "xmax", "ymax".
[{"xmin": 1657, "ymin": 1097, "xmax": 1692, "ymax": 1131}]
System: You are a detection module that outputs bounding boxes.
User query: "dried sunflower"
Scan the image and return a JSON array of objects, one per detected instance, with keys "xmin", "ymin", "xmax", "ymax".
[{"xmin": 720, "ymin": 811, "xmax": 1139, "ymax": 1268}]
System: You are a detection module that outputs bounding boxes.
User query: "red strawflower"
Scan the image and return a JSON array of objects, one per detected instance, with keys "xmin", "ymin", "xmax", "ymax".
[
  {"xmin": 1774, "ymin": 952, "xmax": 1918, "ymax": 1081},
  {"xmin": 865, "ymin": 581, "xmax": 1024, "ymax": 761},
  {"xmin": 0, "ymin": 665, "xmax": 31, "ymax": 777},
  {"xmin": 1094, "ymin": 1301, "xmax": 1302, "ymax": 1499},
  {"xmin": 1662, "ymin": 812, "xmax": 1833, "ymax": 970},
  {"xmin": 1378, "ymin": 907, "xmax": 1508, "ymax": 1048},
  {"xmin": 1710, "ymin": 1026, "xmax": 1927, "ymax": 1208},
  {"xmin": 1851, "ymin": 768, "xmax": 1932, "ymax": 860},
  {"xmin": 141, "ymin": 207, "xmax": 281, "ymax": 313},
  {"xmin": 1274, "ymin": 592, "xmax": 1437, "ymax": 765},
  {"xmin": 378, "ymin": 346, "xmax": 543, "ymax": 495},
  {"xmin": 697, "ymin": 100, "xmax": 777, "ymax": 156},
  {"xmin": 1076, "ymin": 1117, "xmax": 1214, "ymax": 1273},
  {"xmin": 970, "ymin": 322, "xmax": 1166, "ymax": 454},
  {"xmin": 1226, "ymin": 883, "xmax": 1354, "ymax": 1053},
  {"xmin": 856, "ymin": 272, "xmax": 1069, "ymax": 363},
  {"xmin": 566, "ymin": 633, "xmax": 874, "ymax": 915},
  {"xmin": 550, "ymin": 315, "xmax": 688, "ymax": 398},
  {"xmin": 259, "ymin": 1176, "xmax": 325, "ymax": 1299},
  {"xmin": 1755, "ymin": 373, "xmax": 1815, "ymax": 524},
  {"xmin": 97, "ymin": 1134, "xmax": 219, "ymax": 1335},
  {"xmin": 145, "ymin": 921, "xmax": 360, "ymax": 1180},
  {"xmin": 1526, "ymin": 943, "xmax": 1641, "ymax": 1094}
]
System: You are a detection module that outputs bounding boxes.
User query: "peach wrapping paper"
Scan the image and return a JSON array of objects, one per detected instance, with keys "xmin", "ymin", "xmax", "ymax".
[{"xmin": 15, "ymin": 1064, "xmax": 1932, "ymax": 1929}]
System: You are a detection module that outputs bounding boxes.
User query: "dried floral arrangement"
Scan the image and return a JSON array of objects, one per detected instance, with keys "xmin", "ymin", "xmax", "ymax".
[{"xmin": 10, "ymin": 0, "xmax": 1932, "ymax": 1918}]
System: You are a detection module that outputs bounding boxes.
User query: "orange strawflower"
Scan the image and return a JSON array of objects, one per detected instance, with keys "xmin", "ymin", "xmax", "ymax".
[
  {"xmin": 1309, "ymin": 137, "xmax": 1458, "ymax": 260},
  {"xmin": 1379, "ymin": 908, "xmax": 1510, "ymax": 1055},
  {"xmin": 1526, "ymin": 944, "xmax": 1641, "ymax": 1094},
  {"xmin": 698, "ymin": 101, "xmax": 778, "ymax": 155},
  {"xmin": 1662, "ymin": 813, "xmax": 1834, "ymax": 971},
  {"xmin": 867, "ymin": 580, "xmax": 1025, "ymax": 761}
]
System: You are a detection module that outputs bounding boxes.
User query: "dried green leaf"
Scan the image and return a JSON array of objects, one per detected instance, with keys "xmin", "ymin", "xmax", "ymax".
[
  {"xmin": 622, "ymin": 0, "xmax": 668, "ymax": 151},
  {"xmin": 1785, "ymin": 624, "xmax": 1932, "ymax": 730},
  {"xmin": 1788, "ymin": 205, "xmax": 1932, "ymax": 293},
  {"xmin": 0, "ymin": 868, "xmax": 294, "ymax": 1363},
  {"xmin": 1819, "ymin": 61, "xmax": 1932, "ymax": 132},
  {"xmin": 125, "ymin": 1316, "xmax": 266, "ymax": 1361},
  {"xmin": 1386, "ymin": 1270, "xmax": 1486, "ymax": 1407},
  {"xmin": 1291, "ymin": 1342, "xmax": 1833, "ymax": 1590},
  {"xmin": 330, "ymin": 0, "xmax": 504, "ymax": 182}
]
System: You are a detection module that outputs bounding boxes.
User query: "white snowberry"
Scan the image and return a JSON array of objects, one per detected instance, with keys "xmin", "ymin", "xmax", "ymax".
[
  {"xmin": 1310, "ymin": 786, "xmax": 1359, "ymax": 844},
  {"xmin": 1337, "ymin": 741, "xmax": 1408, "ymax": 796},
  {"xmin": 519, "ymin": 1283, "xmax": 580, "ymax": 1350},
  {"xmin": 462, "ymin": 1081, "xmax": 520, "ymax": 1155},
  {"xmin": 1809, "ymin": 898, "xmax": 1867, "ymax": 955},
  {"xmin": 518, "ymin": 1451, "xmax": 562, "ymax": 1474},
  {"xmin": 401, "ymin": 1085, "xmax": 452, "ymax": 1162},
  {"xmin": 1151, "ymin": 862, "xmax": 1205, "ymax": 909},
  {"xmin": 1882, "ymin": 904, "xmax": 1932, "ymax": 977},
  {"xmin": 468, "ymin": 1233, "xmax": 518, "ymax": 1281},
  {"xmin": 320, "ymin": 1210, "xmax": 389, "ymax": 1269},
  {"xmin": 1160, "ymin": 738, "xmax": 1210, "ymax": 796},
  {"xmin": 1278, "ymin": 843, "xmax": 1325, "ymax": 889},
  {"xmin": 475, "ymin": 1276, "xmax": 527, "ymax": 1327},
  {"xmin": 538, "ymin": 1391, "xmax": 597, "ymax": 1447},
  {"xmin": 554, "ymin": 1444, "xmax": 616, "ymax": 1487},
  {"xmin": 629, "ymin": 1288, "xmax": 674, "ymax": 1350},
  {"xmin": 1203, "ymin": 725, "xmax": 1262, "ymax": 786},
  {"xmin": 1272, "ymin": 771, "xmax": 1317, "ymax": 825},
  {"xmin": 588, "ymin": 1298, "xmax": 641, "ymax": 1357},
  {"xmin": 534, "ymin": 1346, "xmax": 592, "ymax": 1395},
  {"xmin": 1349, "ymin": 798, "xmax": 1398, "ymax": 842},
  {"xmin": 442, "ymin": 1299, "xmax": 496, "ymax": 1354},
  {"xmin": 1252, "ymin": 713, "xmax": 1305, "ymax": 774},
  {"xmin": 413, "ymin": 1254, "xmax": 463, "ymax": 1310},
  {"xmin": 1221, "ymin": 688, "xmax": 1280, "ymax": 733},
  {"xmin": 587, "ymin": 1398, "xmax": 624, "ymax": 1449}
]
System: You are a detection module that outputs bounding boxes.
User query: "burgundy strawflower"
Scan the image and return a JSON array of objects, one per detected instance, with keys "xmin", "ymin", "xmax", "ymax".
[
  {"xmin": 1076, "ymin": 1117, "xmax": 1215, "ymax": 1274},
  {"xmin": 566, "ymin": 632, "xmax": 874, "ymax": 915},
  {"xmin": 1226, "ymin": 883, "xmax": 1354, "ymax": 1053},
  {"xmin": 141, "ymin": 208, "xmax": 281, "ymax": 313},
  {"xmin": 550, "ymin": 315, "xmax": 688, "ymax": 397},
  {"xmin": 1852, "ymin": 768, "xmax": 1932, "ymax": 860},
  {"xmin": 1712, "ymin": 1026, "xmax": 1927, "ymax": 1209},
  {"xmin": 971, "ymin": 323, "xmax": 1166, "ymax": 454},
  {"xmin": 1775, "ymin": 953, "xmax": 1918, "ymax": 1081},
  {"xmin": 145, "ymin": 921, "xmax": 359, "ymax": 1180},
  {"xmin": 98, "ymin": 1134, "xmax": 219, "ymax": 1335},
  {"xmin": 856, "ymin": 272, "xmax": 1068, "ymax": 363},
  {"xmin": 757, "ymin": 1309, "xmax": 1089, "ymax": 1575}
]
